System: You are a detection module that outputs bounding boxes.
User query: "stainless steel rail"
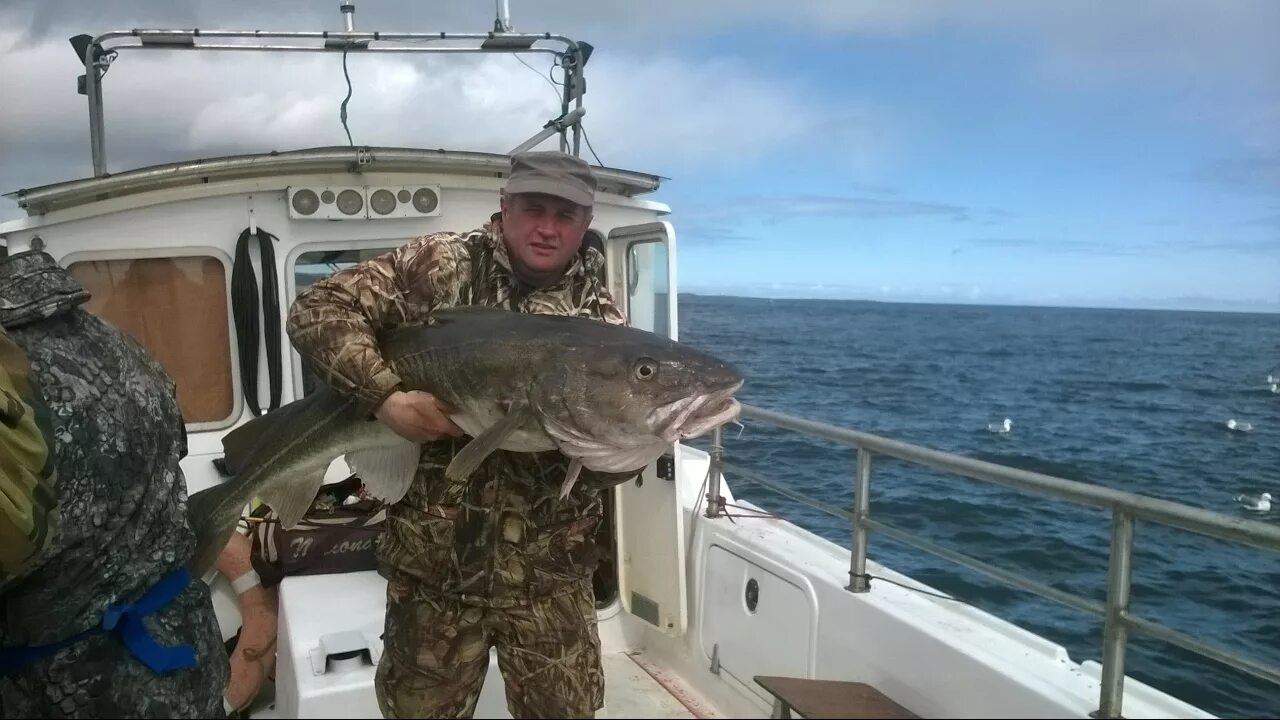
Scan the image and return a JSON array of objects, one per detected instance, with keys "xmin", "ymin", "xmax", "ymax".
[
  {"xmin": 705, "ymin": 403, "xmax": 1280, "ymax": 718},
  {"xmin": 73, "ymin": 3, "xmax": 591, "ymax": 176}
]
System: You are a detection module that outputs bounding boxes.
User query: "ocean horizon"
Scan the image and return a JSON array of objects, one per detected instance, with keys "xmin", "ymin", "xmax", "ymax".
[{"xmin": 678, "ymin": 290, "xmax": 1280, "ymax": 317}]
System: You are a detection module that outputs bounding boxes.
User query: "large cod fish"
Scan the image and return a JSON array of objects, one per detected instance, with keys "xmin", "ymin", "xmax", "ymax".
[{"xmin": 187, "ymin": 306, "xmax": 744, "ymax": 575}]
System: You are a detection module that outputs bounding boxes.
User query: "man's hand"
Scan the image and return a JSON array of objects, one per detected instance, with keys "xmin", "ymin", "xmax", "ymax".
[{"xmin": 375, "ymin": 390, "xmax": 464, "ymax": 442}]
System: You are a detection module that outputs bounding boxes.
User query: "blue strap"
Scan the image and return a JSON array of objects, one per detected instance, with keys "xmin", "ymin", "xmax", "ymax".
[
  {"xmin": 101, "ymin": 566, "xmax": 197, "ymax": 673},
  {"xmin": 0, "ymin": 566, "xmax": 196, "ymax": 675}
]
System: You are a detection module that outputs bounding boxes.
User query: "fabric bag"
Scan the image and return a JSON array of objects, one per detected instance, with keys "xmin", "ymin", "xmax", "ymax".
[{"xmin": 248, "ymin": 475, "xmax": 387, "ymax": 587}]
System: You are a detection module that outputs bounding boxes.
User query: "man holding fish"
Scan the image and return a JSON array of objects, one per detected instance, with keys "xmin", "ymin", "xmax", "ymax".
[{"xmin": 274, "ymin": 151, "xmax": 742, "ymax": 719}]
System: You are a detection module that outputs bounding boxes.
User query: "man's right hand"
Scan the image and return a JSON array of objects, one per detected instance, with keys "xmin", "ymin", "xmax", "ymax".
[{"xmin": 375, "ymin": 390, "xmax": 465, "ymax": 442}]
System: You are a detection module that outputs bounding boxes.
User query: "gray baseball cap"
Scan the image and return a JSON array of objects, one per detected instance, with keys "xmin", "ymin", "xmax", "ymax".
[{"xmin": 504, "ymin": 151, "xmax": 597, "ymax": 208}]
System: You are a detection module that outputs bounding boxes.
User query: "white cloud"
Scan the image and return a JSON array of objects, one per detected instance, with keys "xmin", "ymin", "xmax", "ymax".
[
  {"xmin": 2, "ymin": 0, "xmax": 1275, "ymax": 219},
  {"xmin": 3, "ymin": 0, "xmax": 951, "ymax": 45},
  {"xmin": 0, "ymin": 13, "xmax": 890, "ymax": 219}
]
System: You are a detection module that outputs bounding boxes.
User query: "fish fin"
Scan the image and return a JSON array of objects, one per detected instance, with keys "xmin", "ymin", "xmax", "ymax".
[
  {"xmin": 559, "ymin": 459, "xmax": 584, "ymax": 499},
  {"xmin": 445, "ymin": 401, "xmax": 532, "ymax": 482},
  {"xmin": 258, "ymin": 458, "xmax": 331, "ymax": 530},
  {"xmin": 347, "ymin": 440, "xmax": 421, "ymax": 505}
]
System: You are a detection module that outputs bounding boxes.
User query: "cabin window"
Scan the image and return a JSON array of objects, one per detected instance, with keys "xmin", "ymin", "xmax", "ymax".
[
  {"xmin": 292, "ymin": 247, "xmax": 396, "ymax": 396},
  {"xmin": 68, "ymin": 256, "xmax": 235, "ymax": 425},
  {"xmin": 625, "ymin": 240, "xmax": 670, "ymax": 338}
]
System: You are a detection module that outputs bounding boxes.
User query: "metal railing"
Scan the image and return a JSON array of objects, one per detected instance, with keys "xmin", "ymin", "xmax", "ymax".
[
  {"xmin": 704, "ymin": 404, "xmax": 1280, "ymax": 719},
  {"xmin": 73, "ymin": 2, "xmax": 591, "ymax": 177}
]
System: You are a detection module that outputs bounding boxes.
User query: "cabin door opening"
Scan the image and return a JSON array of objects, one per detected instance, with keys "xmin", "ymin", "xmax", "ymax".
[{"xmin": 597, "ymin": 222, "xmax": 689, "ymax": 635}]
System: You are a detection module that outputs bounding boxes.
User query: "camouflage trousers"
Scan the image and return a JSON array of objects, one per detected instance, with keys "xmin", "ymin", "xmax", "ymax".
[{"xmin": 375, "ymin": 573, "xmax": 604, "ymax": 719}]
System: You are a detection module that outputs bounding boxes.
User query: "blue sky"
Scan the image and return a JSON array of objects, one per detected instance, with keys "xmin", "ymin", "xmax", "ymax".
[
  {"xmin": 654, "ymin": 9, "xmax": 1279, "ymax": 311},
  {"xmin": 1, "ymin": 1, "xmax": 1276, "ymax": 311}
]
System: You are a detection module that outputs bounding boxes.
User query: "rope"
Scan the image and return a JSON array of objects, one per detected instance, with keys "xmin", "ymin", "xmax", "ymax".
[
  {"xmin": 695, "ymin": 468, "xmax": 970, "ymax": 605},
  {"xmin": 850, "ymin": 573, "xmax": 966, "ymax": 602}
]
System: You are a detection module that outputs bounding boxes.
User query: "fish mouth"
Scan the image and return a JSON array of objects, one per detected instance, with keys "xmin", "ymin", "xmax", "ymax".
[{"xmin": 655, "ymin": 380, "xmax": 744, "ymax": 442}]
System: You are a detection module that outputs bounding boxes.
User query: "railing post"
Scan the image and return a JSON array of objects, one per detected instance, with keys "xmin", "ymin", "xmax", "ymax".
[
  {"xmin": 847, "ymin": 448, "xmax": 873, "ymax": 593},
  {"xmin": 1095, "ymin": 509, "xmax": 1135, "ymax": 718},
  {"xmin": 705, "ymin": 426, "xmax": 724, "ymax": 518}
]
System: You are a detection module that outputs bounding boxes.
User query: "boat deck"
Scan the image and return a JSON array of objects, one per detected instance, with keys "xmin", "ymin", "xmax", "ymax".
[
  {"xmin": 600, "ymin": 652, "xmax": 700, "ymax": 719},
  {"xmin": 241, "ymin": 649, "xmax": 702, "ymax": 719}
]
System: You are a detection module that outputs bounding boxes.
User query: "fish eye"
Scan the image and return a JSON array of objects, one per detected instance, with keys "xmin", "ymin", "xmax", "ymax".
[{"xmin": 633, "ymin": 358, "xmax": 658, "ymax": 380}]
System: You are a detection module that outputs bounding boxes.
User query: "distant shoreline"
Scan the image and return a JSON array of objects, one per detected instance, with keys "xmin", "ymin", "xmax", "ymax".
[{"xmin": 677, "ymin": 291, "xmax": 1280, "ymax": 316}]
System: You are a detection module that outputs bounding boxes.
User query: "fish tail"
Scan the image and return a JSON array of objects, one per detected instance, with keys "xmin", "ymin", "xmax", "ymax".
[
  {"xmin": 186, "ymin": 388, "xmax": 357, "ymax": 577},
  {"xmin": 186, "ymin": 480, "xmax": 245, "ymax": 577}
]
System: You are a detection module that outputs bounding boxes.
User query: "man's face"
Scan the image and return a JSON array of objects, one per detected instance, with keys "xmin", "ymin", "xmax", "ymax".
[{"xmin": 500, "ymin": 192, "xmax": 593, "ymax": 287}]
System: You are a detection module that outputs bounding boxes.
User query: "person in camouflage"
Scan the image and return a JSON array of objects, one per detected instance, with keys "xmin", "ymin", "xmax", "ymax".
[
  {"xmin": 0, "ymin": 250, "xmax": 228, "ymax": 719},
  {"xmin": 287, "ymin": 151, "xmax": 642, "ymax": 719}
]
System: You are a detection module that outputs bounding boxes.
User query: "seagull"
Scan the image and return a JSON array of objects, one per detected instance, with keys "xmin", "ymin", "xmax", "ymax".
[
  {"xmin": 988, "ymin": 418, "xmax": 1012, "ymax": 433},
  {"xmin": 1269, "ymin": 383, "xmax": 1279, "ymax": 394},
  {"xmin": 1235, "ymin": 492, "xmax": 1272, "ymax": 512}
]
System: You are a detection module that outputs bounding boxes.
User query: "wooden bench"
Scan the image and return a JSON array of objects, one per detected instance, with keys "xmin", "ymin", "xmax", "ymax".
[{"xmin": 754, "ymin": 675, "xmax": 919, "ymax": 719}]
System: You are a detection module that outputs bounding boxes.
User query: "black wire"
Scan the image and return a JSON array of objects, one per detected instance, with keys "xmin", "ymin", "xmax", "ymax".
[
  {"xmin": 340, "ymin": 43, "xmax": 354, "ymax": 147},
  {"xmin": 853, "ymin": 573, "xmax": 967, "ymax": 602},
  {"xmin": 581, "ymin": 125, "xmax": 604, "ymax": 167},
  {"xmin": 513, "ymin": 53, "xmax": 604, "ymax": 166}
]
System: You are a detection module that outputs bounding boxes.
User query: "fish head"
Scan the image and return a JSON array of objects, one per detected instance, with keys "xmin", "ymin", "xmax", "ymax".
[{"xmin": 535, "ymin": 328, "xmax": 744, "ymax": 470}]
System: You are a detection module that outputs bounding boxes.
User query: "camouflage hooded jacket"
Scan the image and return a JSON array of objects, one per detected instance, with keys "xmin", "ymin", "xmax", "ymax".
[
  {"xmin": 0, "ymin": 250, "xmax": 226, "ymax": 718},
  {"xmin": 0, "ymin": 250, "xmax": 201, "ymax": 636},
  {"xmin": 287, "ymin": 217, "xmax": 637, "ymax": 606}
]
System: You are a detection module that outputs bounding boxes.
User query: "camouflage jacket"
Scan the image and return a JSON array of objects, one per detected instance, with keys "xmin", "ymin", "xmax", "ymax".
[
  {"xmin": 287, "ymin": 217, "xmax": 635, "ymax": 606},
  {"xmin": 0, "ymin": 251, "xmax": 227, "ymax": 718},
  {"xmin": 0, "ymin": 251, "xmax": 200, "ymax": 643},
  {"xmin": 0, "ymin": 325, "xmax": 58, "ymax": 588}
]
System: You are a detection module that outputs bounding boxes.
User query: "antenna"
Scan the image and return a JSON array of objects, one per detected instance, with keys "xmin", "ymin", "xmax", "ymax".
[{"xmin": 494, "ymin": 0, "xmax": 513, "ymax": 32}]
